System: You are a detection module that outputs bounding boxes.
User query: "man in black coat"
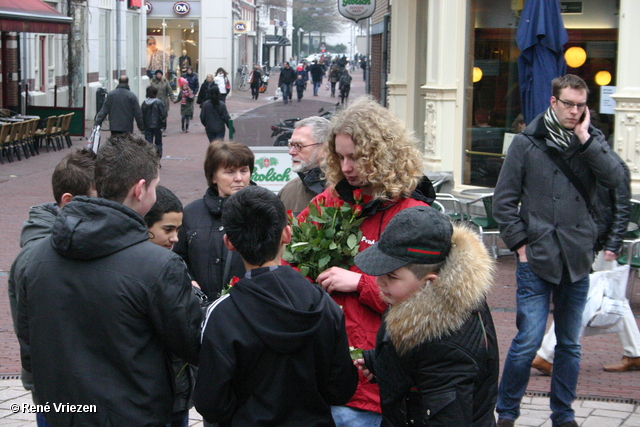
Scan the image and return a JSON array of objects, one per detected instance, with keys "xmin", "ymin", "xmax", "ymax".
[
  {"xmin": 309, "ymin": 60, "xmax": 325, "ymax": 96},
  {"xmin": 278, "ymin": 61, "xmax": 297, "ymax": 105},
  {"xmin": 17, "ymin": 134, "xmax": 202, "ymax": 427},
  {"xmin": 94, "ymin": 75, "xmax": 144, "ymax": 135}
]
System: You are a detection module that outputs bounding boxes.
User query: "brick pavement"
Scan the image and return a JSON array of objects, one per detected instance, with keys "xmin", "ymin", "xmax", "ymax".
[{"xmin": 2, "ymin": 74, "xmax": 640, "ymax": 425}]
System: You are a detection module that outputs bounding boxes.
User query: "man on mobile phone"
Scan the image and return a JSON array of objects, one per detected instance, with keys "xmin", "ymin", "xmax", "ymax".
[{"xmin": 493, "ymin": 74, "xmax": 625, "ymax": 427}]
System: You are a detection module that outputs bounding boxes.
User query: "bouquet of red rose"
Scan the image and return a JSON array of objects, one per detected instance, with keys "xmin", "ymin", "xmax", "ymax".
[{"xmin": 283, "ymin": 190, "xmax": 365, "ymax": 281}]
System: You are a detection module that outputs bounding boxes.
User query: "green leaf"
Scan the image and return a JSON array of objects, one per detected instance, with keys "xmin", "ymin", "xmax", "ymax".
[
  {"xmin": 318, "ymin": 255, "xmax": 331, "ymax": 269},
  {"xmin": 291, "ymin": 242, "xmax": 310, "ymax": 248},
  {"xmin": 347, "ymin": 234, "xmax": 359, "ymax": 249},
  {"xmin": 309, "ymin": 203, "xmax": 320, "ymax": 217},
  {"xmin": 349, "ymin": 347, "xmax": 363, "ymax": 360},
  {"xmin": 329, "ymin": 242, "xmax": 338, "ymax": 250},
  {"xmin": 300, "ymin": 265, "xmax": 310, "ymax": 277}
]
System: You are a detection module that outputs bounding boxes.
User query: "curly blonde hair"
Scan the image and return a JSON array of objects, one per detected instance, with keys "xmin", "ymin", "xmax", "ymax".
[{"xmin": 324, "ymin": 96, "xmax": 424, "ymax": 201}]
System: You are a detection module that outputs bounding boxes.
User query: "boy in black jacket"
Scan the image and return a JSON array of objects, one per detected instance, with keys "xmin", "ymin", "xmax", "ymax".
[
  {"xmin": 194, "ymin": 186, "xmax": 358, "ymax": 426},
  {"xmin": 354, "ymin": 207, "xmax": 499, "ymax": 427}
]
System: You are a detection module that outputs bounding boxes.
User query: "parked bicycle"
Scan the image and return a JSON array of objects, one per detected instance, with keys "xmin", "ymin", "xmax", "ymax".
[{"xmin": 235, "ymin": 65, "xmax": 250, "ymax": 92}]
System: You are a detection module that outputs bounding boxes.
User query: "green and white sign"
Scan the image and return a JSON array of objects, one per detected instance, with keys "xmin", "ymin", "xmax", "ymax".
[
  {"xmin": 250, "ymin": 147, "xmax": 294, "ymax": 193},
  {"xmin": 338, "ymin": 0, "xmax": 376, "ymax": 23}
]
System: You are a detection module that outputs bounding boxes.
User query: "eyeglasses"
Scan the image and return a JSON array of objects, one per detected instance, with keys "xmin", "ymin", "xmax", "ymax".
[
  {"xmin": 556, "ymin": 98, "xmax": 587, "ymax": 110},
  {"xmin": 287, "ymin": 141, "xmax": 322, "ymax": 152}
]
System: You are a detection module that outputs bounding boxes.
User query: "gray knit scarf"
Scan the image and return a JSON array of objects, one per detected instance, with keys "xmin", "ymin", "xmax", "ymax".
[{"xmin": 543, "ymin": 107, "xmax": 574, "ymax": 150}]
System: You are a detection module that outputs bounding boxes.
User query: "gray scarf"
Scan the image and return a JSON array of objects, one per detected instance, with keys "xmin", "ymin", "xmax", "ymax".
[{"xmin": 543, "ymin": 107, "xmax": 574, "ymax": 150}]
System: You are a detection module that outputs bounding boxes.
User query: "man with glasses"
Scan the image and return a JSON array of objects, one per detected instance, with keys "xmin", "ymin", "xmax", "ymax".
[
  {"xmin": 279, "ymin": 116, "xmax": 330, "ymax": 214},
  {"xmin": 494, "ymin": 74, "xmax": 625, "ymax": 427}
]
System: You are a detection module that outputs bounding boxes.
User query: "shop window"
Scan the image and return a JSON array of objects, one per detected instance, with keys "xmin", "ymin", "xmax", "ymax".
[{"xmin": 465, "ymin": 1, "xmax": 618, "ymax": 188}]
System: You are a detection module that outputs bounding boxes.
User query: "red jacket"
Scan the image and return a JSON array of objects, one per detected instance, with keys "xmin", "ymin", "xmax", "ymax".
[{"xmin": 298, "ymin": 182, "xmax": 431, "ymax": 413}]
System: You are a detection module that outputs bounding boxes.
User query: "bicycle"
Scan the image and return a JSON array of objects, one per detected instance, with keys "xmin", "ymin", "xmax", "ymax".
[{"xmin": 235, "ymin": 65, "xmax": 250, "ymax": 92}]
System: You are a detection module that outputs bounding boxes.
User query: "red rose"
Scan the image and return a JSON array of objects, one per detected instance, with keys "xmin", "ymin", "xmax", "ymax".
[
  {"xmin": 229, "ymin": 276, "xmax": 240, "ymax": 287},
  {"xmin": 315, "ymin": 194, "xmax": 327, "ymax": 207},
  {"xmin": 333, "ymin": 199, "xmax": 345, "ymax": 208},
  {"xmin": 286, "ymin": 210, "xmax": 294, "ymax": 221},
  {"xmin": 353, "ymin": 189, "xmax": 363, "ymax": 202},
  {"xmin": 353, "ymin": 204, "xmax": 363, "ymax": 216}
]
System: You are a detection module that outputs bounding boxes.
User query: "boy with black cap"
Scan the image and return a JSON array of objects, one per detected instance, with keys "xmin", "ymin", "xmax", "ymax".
[{"xmin": 354, "ymin": 206, "xmax": 500, "ymax": 426}]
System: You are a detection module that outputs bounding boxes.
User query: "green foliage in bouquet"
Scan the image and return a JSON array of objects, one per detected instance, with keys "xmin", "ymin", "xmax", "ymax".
[{"xmin": 283, "ymin": 193, "xmax": 365, "ymax": 281}]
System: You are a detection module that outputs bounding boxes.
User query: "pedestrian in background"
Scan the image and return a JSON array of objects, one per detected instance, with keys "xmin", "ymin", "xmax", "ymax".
[
  {"xmin": 278, "ymin": 61, "xmax": 296, "ymax": 105},
  {"xmin": 149, "ymin": 69, "xmax": 175, "ymax": 125},
  {"xmin": 94, "ymin": 75, "xmax": 144, "ymax": 135},
  {"xmin": 329, "ymin": 65, "xmax": 340, "ymax": 97},
  {"xmin": 197, "ymin": 74, "xmax": 215, "ymax": 108},
  {"xmin": 200, "ymin": 86, "xmax": 231, "ymax": 142},
  {"xmin": 213, "ymin": 68, "xmax": 229, "ymax": 102},
  {"xmin": 309, "ymin": 60, "xmax": 325, "ymax": 96},
  {"xmin": 141, "ymin": 85, "xmax": 167, "ymax": 157},
  {"xmin": 339, "ymin": 69, "xmax": 352, "ymax": 105},
  {"xmin": 250, "ymin": 64, "xmax": 262, "ymax": 100},
  {"xmin": 175, "ymin": 81, "xmax": 195, "ymax": 133}
]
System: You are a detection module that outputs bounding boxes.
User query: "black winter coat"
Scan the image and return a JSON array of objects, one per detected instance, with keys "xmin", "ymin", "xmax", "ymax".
[
  {"xmin": 94, "ymin": 83, "xmax": 144, "ymax": 132},
  {"xmin": 16, "ymin": 197, "xmax": 202, "ymax": 426},
  {"xmin": 173, "ymin": 186, "xmax": 246, "ymax": 299},
  {"xmin": 362, "ymin": 225, "xmax": 499, "ymax": 427},
  {"xmin": 194, "ymin": 266, "xmax": 358, "ymax": 426},
  {"xmin": 141, "ymin": 97, "xmax": 167, "ymax": 129},
  {"xmin": 200, "ymin": 100, "xmax": 231, "ymax": 140},
  {"xmin": 594, "ymin": 151, "xmax": 632, "ymax": 254},
  {"xmin": 197, "ymin": 80, "xmax": 216, "ymax": 105},
  {"xmin": 278, "ymin": 66, "xmax": 297, "ymax": 85}
]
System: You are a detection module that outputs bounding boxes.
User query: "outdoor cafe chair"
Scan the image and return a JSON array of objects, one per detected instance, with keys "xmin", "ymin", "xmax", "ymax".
[
  {"xmin": 0, "ymin": 121, "xmax": 12, "ymax": 164},
  {"xmin": 61, "ymin": 113, "xmax": 74, "ymax": 148},
  {"xmin": 35, "ymin": 116, "xmax": 58, "ymax": 153}
]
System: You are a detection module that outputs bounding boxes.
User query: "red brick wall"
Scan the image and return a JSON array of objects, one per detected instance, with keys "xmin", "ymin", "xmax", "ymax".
[
  {"xmin": 370, "ymin": 33, "xmax": 382, "ymax": 102},
  {"xmin": 4, "ymin": 33, "xmax": 19, "ymax": 109}
]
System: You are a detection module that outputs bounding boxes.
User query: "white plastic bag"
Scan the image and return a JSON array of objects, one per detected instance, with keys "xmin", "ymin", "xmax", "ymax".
[
  {"xmin": 582, "ymin": 264, "xmax": 629, "ymax": 336},
  {"xmin": 275, "ymin": 87, "xmax": 283, "ymax": 99},
  {"xmin": 87, "ymin": 125, "xmax": 101, "ymax": 152}
]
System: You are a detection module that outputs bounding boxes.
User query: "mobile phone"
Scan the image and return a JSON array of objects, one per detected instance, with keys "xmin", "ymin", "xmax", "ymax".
[{"xmin": 578, "ymin": 110, "xmax": 586, "ymax": 123}]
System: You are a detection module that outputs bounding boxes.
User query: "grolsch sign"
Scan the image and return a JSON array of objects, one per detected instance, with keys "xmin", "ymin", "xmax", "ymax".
[{"xmin": 338, "ymin": 0, "xmax": 376, "ymax": 23}]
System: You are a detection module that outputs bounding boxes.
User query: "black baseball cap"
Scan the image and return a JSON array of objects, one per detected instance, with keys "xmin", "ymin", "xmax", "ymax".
[{"xmin": 355, "ymin": 206, "xmax": 453, "ymax": 276}]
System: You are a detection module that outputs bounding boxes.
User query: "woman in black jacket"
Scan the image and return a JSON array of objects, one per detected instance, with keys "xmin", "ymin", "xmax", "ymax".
[
  {"xmin": 200, "ymin": 86, "xmax": 231, "ymax": 142},
  {"xmin": 173, "ymin": 141, "xmax": 254, "ymax": 299},
  {"xmin": 250, "ymin": 64, "xmax": 262, "ymax": 100}
]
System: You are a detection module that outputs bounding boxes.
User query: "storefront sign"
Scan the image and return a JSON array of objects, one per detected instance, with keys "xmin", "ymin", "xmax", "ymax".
[
  {"xmin": 560, "ymin": 2, "xmax": 582, "ymax": 14},
  {"xmin": 234, "ymin": 21, "xmax": 248, "ymax": 34},
  {"xmin": 600, "ymin": 86, "xmax": 617, "ymax": 115},
  {"xmin": 250, "ymin": 147, "xmax": 294, "ymax": 193},
  {"xmin": 338, "ymin": 0, "xmax": 376, "ymax": 23},
  {"xmin": 144, "ymin": 1, "xmax": 152, "ymax": 13},
  {"xmin": 173, "ymin": 1, "xmax": 190, "ymax": 15}
]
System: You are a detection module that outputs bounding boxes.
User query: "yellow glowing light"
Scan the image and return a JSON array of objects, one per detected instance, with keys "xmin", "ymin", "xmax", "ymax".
[
  {"xmin": 594, "ymin": 70, "xmax": 612, "ymax": 86},
  {"xmin": 473, "ymin": 67, "xmax": 483, "ymax": 83},
  {"xmin": 565, "ymin": 47, "xmax": 587, "ymax": 68}
]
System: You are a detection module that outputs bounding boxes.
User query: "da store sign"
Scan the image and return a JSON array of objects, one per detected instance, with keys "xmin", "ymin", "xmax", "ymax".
[{"xmin": 339, "ymin": 0, "xmax": 376, "ymax": 23}]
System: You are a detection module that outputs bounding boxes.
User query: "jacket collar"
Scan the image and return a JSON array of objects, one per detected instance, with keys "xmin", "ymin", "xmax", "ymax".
[
  {"xmin": 385, "ymin": 225, "xmax": 495, "ymax": 355},
  {"xmin": 298, "ymin": 167, "xmax": 326, "ymax": 196}
]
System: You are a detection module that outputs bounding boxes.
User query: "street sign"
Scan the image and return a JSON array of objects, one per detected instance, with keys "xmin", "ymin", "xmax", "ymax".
[
  {"xmin": 173, "ymin": 1, "xmax": 190, "ymax": 15},
  {"xmin": 234, "ymin": 21, "xmax": 248, "ymax": 34},
  {"xmin": 144, "ymin": 1, "xmax": 152, "ymax": 13},
  {"xmin": 338, "ymin": 0, "xmax": 376, "ymax": 23}
]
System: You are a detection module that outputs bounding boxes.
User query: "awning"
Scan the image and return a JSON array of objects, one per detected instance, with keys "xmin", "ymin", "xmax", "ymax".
[
  {"xmin": 264, "ymin": 35, "xmax": 291, "ymax": 46},
  {"xmin": 0, "ymin": 0, "xmax": 72, "ymax": 34}
]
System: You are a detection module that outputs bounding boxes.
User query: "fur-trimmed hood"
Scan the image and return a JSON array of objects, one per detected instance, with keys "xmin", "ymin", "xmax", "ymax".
[{"xmin": 385, "ymin": 224, "xmax": 495, "ymax": 355}]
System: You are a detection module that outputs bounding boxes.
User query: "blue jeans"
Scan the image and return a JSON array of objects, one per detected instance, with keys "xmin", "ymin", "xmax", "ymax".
[
  {"xmin": 313, "ymin": 81, "xmax": 322, "ymax": 95},
  {"xmin": 37, "ymin": 412, "xmax": 53, "ymax": 427},
  {"xmin": 331, "ymin": 406, "xmax": 382, "ymax": 427},
  {"xmin": 497, "ymin": 261, "xmax": 589, "ymax": 425},
  {"xmin": 281, "ymin": 83, "xmax": 293, "ymax": 103}
]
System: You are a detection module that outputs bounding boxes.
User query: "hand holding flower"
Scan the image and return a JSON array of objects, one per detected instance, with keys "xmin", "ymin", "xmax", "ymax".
[{"xmin": 317, "ymin": 267, "xmax": 361, "ymax": 294}]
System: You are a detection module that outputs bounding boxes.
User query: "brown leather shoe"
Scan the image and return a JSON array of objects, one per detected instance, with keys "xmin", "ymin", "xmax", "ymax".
[
  {"xmin": 532, "ymin": 355, "xmax": 553, "ymax": 375},
  {"xmin": 497, "ymin": 419, "xmax": 515, "ymax": 427},
  {"xmin": 603, "ymin": 356, "xmax": 640, "ymax": 372}
]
